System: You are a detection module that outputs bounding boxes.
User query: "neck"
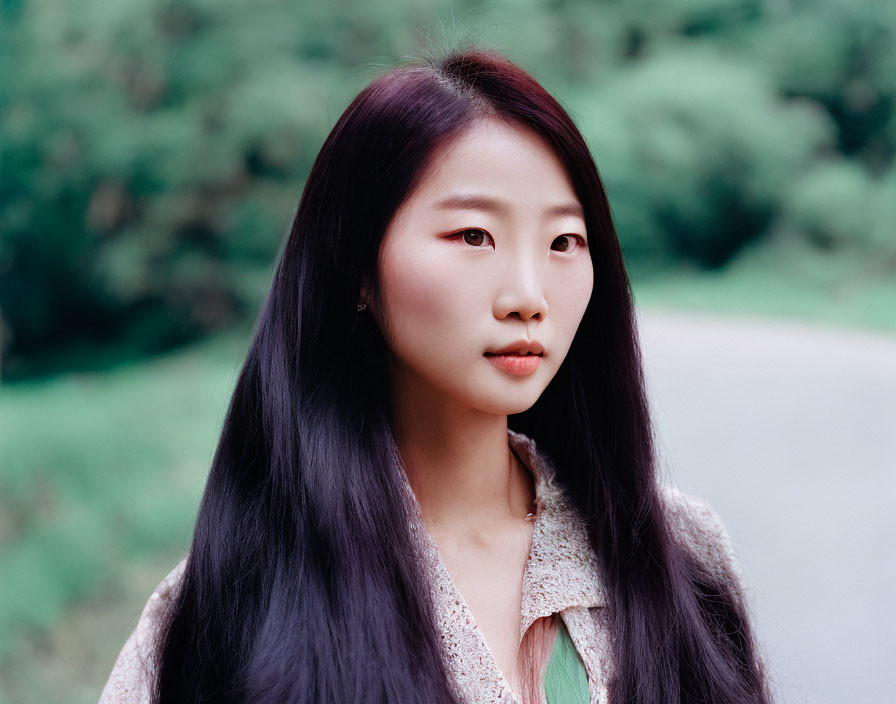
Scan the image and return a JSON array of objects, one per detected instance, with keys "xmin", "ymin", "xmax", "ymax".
[{"xmin": 388, "ymin": 375, "xmax": 536, "ymax": 541}]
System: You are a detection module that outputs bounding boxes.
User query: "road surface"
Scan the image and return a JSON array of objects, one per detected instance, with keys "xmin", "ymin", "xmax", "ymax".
[{"xmin": 638, "ymin": 308, "xmax": 896, "ymax": 704}]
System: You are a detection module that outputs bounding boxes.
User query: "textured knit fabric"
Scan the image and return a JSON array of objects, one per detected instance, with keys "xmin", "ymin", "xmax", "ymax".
[{"xmin": 98, "ymin": 428, "xmax": 745, "ymax": 704}]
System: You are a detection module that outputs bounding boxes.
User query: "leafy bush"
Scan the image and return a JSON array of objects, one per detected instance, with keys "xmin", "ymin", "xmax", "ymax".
[
  {"xmin": 783, "ymin": 159, "xmax": 896, "ymax": 266},
  {"xmin": 748, "ymin": 0, "xmax": 896, "ymax": 168},
  {"xmin": 1, "ymin": 0, "xmax": 893, "ymax": 379},
  {"xmin": 0, "ymin": 0, "xmax": 351, "ymax": 380},
  {"xmin": 574, "ymin": 49, "xmax": 834, "ymax": 268}
]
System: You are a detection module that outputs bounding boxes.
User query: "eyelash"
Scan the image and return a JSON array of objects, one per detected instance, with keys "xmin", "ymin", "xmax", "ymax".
[{"xmin": 450, "ymin": 228, "xmax": 588, "ymax": 252}]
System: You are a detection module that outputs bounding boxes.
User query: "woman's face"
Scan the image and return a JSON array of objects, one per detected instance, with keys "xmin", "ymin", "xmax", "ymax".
[{"xmin": 369, "ymin": 118, "xmax": 593, "ymax": 416}]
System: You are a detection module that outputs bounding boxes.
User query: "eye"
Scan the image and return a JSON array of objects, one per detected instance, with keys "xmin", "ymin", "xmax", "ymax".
[
  {"xmin": 551, "ymin": 234, "xmax": 587, "ymax": 253},
  {"xmin": 452, "ymin": 228, "xmax": 494, "ymax": 248}
]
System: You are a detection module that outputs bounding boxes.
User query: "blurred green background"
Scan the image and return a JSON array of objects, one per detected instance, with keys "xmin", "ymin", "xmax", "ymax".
[{"xmin": 1, "ymin": 0, "xmax": 894, "ymax": 702}]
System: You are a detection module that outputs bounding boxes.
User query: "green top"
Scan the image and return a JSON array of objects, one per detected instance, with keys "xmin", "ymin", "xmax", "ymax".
[{"xmin": 543, "ymin": 616, "xmax": 590, "ymax": 704}]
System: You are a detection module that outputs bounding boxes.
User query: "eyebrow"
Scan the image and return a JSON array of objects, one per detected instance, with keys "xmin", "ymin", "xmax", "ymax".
[{"xmin": 431, "ymin": 193, "xmax": 585, "ymax": 220}]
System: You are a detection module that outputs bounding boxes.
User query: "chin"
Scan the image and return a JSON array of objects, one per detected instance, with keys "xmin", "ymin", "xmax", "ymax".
[{"xmin": 470, "ymin": 389, "xmax": 544, "ymax": 416}]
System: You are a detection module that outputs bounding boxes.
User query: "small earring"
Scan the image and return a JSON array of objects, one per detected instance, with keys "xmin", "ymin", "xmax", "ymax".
[{"xmin": 356, "ymin": 301, "xmax": 367, "ymax": 312}]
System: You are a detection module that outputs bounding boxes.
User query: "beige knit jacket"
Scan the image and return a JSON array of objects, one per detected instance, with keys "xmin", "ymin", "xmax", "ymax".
[{"xmin": 99, "ymin": 429, "xmax": 748, "ymax": 704}]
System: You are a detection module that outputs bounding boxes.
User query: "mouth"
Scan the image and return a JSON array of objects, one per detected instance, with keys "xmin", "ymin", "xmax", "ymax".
[
  {"xmin": 484, "ymin": 339, "xmax": 545, "ymax": 357},
  {"xmin": 483, "ymin": 350, "xmax": 543, "ymax": 376},
  {"xmin": 483, "ymin": 351, "xmax": 543, "ymax": 357}
]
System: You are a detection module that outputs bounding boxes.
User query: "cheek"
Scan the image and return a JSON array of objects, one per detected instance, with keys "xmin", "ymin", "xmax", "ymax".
[
  {"xmin": 550, "ymin": 263, "xmax": 593, "ymax": 341},
  {"xmin": 377, "ymin": 245, "xmax": 472, "ymax": 350}
]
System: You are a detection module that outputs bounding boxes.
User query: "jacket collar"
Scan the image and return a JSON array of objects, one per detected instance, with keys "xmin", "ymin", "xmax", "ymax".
[
  {"xmin": 394, "ymin": 428, "xmax": 606, "ymax": 701},
  {"xmin": 506, "ymin": 429, "xmax": 607, "ymax": 636}
]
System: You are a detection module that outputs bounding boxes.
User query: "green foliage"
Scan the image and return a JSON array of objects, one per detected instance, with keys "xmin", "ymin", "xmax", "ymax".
[
  {"xmin": 0, "ymin": 0, "xmax": 345, "ymax": 379},
  {"xmin": 0, "ymin": 330, "xmax": 245, "ymax": 659},
  {"xmin": 575, "ymin": 49, "xmax": 833, "ymax": 268},
  {"xmin": 1, "ymin": 0, "xmax": 894, "ymax": 380},
  {"xmin": 783, "ymin": 160, "xmax": 896, "ymax": 263},
  {"xmin": 748, "ymin": 0, "xmax": 896, "ymax": 169}
]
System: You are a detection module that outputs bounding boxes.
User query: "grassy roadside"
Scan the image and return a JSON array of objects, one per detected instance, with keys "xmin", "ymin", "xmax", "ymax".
[
  {"xmin": 0, "ymin": 328, "xmax": 250, "ymax": 704},
  {"xmin": 631, "ymin": 239, "xmax": 896, "ymax": 335},
  {"xmin": 0, "ymin": 554, "xmax": 185, "ymax": 704}
]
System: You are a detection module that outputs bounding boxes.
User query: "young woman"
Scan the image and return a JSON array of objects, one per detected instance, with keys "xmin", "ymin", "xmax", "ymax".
[{"xmin": 100, "ymin": 46, "xmax": 770, "ymax": 704}]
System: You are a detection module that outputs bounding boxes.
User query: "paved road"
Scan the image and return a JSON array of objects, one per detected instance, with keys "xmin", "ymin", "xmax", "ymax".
[{"xmin": 637, "ymin": 308, "xmax": 896, "ymax": 704}]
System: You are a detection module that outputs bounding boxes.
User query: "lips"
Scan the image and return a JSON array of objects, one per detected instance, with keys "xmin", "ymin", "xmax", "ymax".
[
  {"xmin": 484, "ymin": 339, "xmax": 545, "ymax": 357},
  {"xmin": 484, "ymin": 349, "xmax": 542, "ymax": 376}
]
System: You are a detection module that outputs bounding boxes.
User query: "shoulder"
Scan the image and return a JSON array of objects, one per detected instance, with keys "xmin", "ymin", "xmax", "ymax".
[
  {"xmin": 658, "ymin": 485, "xmax": 747, "ymax": 589},
  {"xmin": 98, "ymin": 557, "xmax": 189, "ymax": 704}
]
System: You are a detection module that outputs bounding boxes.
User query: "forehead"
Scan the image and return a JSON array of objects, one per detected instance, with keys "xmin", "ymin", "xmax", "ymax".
[{"xmin": 404, "ymin": 118, "xmax": 582, "ymax": 218}]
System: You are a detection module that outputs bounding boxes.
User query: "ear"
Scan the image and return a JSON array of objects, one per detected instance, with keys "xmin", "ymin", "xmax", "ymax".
[{"xmin": 359, "ymin": 274, "xmax": 370, "ymax": 303}]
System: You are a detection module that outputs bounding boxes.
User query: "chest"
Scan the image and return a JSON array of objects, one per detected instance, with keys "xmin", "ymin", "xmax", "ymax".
[{"xmin": 433, "ymin": 520, "xmax": 537, "ymax": 696}]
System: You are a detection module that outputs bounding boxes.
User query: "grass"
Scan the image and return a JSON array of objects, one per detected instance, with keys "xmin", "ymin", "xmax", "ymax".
[
  {"xmin": 631, "ymin": 237, "xmax": 896, "ymax": 334},
  {"xmin": 0, "ymin": 327, "xmax": 250, "ymax": 704},
  {"xmin": 0, "ymin": 251, "xmax": 893, "ymax": 703}
]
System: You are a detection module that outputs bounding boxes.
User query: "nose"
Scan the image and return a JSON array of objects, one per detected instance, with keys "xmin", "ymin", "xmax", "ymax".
[{"xmin": 493, "ymin": 256, "xmax": 548, "ymax": 322}]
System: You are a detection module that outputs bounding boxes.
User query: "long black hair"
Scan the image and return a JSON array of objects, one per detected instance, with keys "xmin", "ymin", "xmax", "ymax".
[{"xmin": 152, "ymin": 46, "xmax": 770, "ymax": 703}]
